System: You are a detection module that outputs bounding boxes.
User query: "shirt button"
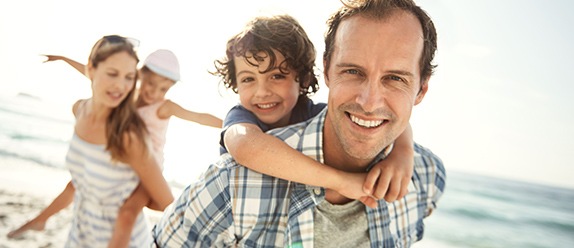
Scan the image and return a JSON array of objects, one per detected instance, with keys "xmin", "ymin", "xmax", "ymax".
[{"xmin": 313, "ymin": 188, "xmax": 322, "ymax": 195}]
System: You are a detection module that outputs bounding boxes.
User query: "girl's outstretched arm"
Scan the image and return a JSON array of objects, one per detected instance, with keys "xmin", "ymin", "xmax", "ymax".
[
  {"xmin": 160, "ymin": 100, "xmax": 222, "ymax": 128},
  {"xmin": 224, "ymin": 123, "xmax": 377, "ymax": 208},
  {"xmin": 42, "ymin": 55, "xmax": 87, "ymax": 76},
  {"xmin": 363, "ymin": 123, "xmax": 414, "ymax": 202}
]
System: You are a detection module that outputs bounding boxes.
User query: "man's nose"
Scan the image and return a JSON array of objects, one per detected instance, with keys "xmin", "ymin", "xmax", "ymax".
[{"xmin": 356, "ymin": 80, "xmax": 386, "ymax": 113}]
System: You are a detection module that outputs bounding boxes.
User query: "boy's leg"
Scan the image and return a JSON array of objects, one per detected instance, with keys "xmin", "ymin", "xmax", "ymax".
[
  {"xmin": 7, "ymin": 181, "xmax": 75, "ymax": 239},
  {"xmin": 107, "ymin": 184, "xmax": 150, "ymax": 248}
]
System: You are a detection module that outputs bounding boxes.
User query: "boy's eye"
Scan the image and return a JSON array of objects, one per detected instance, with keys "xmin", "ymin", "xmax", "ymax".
[
  {"xmin": 271, "ymin": 74, "xmax": 286, "ymax": 80},
  {"xmin": 107, "ymin": 72, "xmax": 118, "ymax": 77},
  {"xmin": 240, "ymin": 77, "xmax": 254, "ymax": 83}
]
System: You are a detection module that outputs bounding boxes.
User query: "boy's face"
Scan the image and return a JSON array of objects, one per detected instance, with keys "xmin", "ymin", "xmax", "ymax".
[
  {"xmin": 138, "ymin": 71, "xmax": 175, "ymax": 105},
  {"xmin": 234, "ymin": 50, "xmax": 300, "ymax": 128}
]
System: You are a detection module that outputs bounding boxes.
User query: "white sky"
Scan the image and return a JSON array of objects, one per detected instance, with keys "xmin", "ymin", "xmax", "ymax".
[{"xmin": 1, "ymin": 0, "xmax": 573, "ymax": 189}]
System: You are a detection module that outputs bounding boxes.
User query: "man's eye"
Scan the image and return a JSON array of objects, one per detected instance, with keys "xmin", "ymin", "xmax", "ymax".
[
  {"xmin": 389, "ymin": 75, "xmax": 403, "ymax": 82},
  {"xmin": 344, "ymin": 69, "xmax": 359, "ymax": 75}
]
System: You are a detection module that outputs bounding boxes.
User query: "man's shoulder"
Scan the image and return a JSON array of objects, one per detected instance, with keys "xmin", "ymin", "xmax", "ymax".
[{"xmin": 412, "ymin": 143, "xmax": 446, "ymax": 189}]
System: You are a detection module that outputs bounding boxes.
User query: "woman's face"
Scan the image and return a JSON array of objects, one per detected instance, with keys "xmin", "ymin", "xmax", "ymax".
[{"xmin": 89, "ymin": 51, "xmax": 138, "ymax": 108}]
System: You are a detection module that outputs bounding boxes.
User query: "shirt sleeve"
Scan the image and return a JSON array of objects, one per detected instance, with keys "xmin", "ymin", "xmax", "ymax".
[
  {"xmin": 219, "ymin": 105, "xmax": 268, "ymax": 154},
  {"xmin": 414, "ymin": 143, "xmax": 447, "ymax": 217},
  {"xmin": 152, "ymin": 156, "xmax": 236, "ymax": 247}
]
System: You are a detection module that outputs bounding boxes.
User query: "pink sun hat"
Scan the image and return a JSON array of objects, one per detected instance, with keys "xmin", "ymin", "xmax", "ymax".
[{"xmin": 143, "ymin": 49, "xmax": 181, "ymax": 82}]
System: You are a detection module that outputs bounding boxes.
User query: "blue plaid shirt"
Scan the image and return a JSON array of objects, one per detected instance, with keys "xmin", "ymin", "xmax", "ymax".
[{"xmin": 152, "ymin": 109, "xmax": 446, "ymax": 248}]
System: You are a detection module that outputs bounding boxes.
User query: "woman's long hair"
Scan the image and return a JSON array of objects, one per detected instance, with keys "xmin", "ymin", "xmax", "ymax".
[{"xmin": 88, "ymin": 35, "xmax": 149, "ymax": 162}]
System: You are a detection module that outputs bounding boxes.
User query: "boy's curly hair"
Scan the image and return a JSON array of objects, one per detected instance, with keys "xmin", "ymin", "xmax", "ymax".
[{"xmin": 212, "ymin": 14, "xmax": 319, "ymax": 97}]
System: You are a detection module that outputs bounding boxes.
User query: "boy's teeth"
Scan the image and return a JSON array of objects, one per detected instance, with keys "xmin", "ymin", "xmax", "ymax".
[
  {"xmin": 258, "ymin": 103, "xmax": 276, "ymax": 109},
  {"xmin": 350, "ymin": 114, "xmax": 383, "ymax": 128}
]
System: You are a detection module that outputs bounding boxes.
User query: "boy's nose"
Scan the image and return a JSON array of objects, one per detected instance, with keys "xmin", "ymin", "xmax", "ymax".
[{"xmin": 255, "ymin": 83, "xmax": 272, "ymax": 98}]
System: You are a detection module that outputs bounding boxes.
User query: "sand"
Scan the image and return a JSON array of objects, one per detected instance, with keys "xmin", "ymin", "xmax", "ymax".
[{"xmin": 0, "ymin": 157, "xmax": 165, "ymax": 248}]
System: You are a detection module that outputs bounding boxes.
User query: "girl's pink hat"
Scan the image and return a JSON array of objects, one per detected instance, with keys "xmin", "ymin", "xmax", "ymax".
[{"xmin": 143, "ymin": 49, "xmax": 181, "ymax": 81}]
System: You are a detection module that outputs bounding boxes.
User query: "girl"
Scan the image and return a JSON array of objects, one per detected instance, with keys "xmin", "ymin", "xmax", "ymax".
[{"xmin": 212, "ymin": 14, "xmax": 414, "ymax": 208}]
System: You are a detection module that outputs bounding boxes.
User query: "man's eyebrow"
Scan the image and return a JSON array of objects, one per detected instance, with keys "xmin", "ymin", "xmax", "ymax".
[
  {"xmin": 335, "ymin": 63, "xmax": 415, "ymax": 78},
  {"xmin": 387, "ymin": 70, "xmax": 414, "ymax": 78},
  {"xmin": 335, "ymin": 62, "xmax": 362, "ymax": 68}
]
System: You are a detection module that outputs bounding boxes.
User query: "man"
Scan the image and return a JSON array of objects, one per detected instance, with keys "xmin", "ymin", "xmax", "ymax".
[{"xmin": 153, "ymin": 0, "xmax": 445, "ymax": 247}]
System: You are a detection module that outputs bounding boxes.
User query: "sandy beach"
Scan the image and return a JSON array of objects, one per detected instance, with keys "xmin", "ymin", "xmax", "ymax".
[
  {"xmin": 0, "ymin": 157, "xmax": 167, "ymax": 248},
  {"xmin": 1, "ymin": 157, "xmax": 71, "ymax": 248}
]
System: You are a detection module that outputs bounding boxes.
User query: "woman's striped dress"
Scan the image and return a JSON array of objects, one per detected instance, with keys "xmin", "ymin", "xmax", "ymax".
[{"xmin": 65, "ymin": 134, "xmax": 152, "ymax": 247}]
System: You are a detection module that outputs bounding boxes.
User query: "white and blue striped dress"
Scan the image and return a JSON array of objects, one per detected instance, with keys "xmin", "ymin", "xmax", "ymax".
[{"xmin": 65, "ymin": 134, "xmax": 152, "ymax": 247}]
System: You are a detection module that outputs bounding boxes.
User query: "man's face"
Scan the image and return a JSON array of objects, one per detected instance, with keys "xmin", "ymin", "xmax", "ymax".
[{"xmin": 324, "ymin": 11, "xmax": 428, "ymax": 166}]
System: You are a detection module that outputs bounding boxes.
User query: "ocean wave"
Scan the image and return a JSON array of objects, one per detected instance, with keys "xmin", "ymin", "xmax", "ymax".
[
  {"xmin": 0, "ymin": 150, "xmax": 64, "ymax": 169},
  {"xmin": 7, "ymin": 132, "xmax": 70, "ymax": 144}
]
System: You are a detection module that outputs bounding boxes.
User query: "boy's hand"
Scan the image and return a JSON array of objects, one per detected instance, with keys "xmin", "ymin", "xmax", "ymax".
[
  {"xmin": 331, "ymin": 172, "xmax": 378, "ymax": 208},
  {"xmin": 363, "ymin": 156, "xmax": 413, "ymax": 202}
]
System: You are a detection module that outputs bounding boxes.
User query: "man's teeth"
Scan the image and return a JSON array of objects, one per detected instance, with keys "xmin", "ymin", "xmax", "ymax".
[
  {"xmin": 258, "ymin": 103, "xmax": 277, "ymax": 109},
  {"xmin": 350, "ymin": 115, "xmax": 383, "ymax": 128}
]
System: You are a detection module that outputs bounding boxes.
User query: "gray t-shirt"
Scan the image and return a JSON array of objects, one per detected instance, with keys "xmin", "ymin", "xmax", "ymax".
[{"xmin": 314, "ymin": 200, "xmax": 370, "ymax": 247}]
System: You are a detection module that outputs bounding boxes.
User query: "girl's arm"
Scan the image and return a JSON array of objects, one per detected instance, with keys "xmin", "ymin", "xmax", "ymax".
[
  {"xmin": 43, "ymin": 55, "xmax": 87, "ymax": 76},
  {"xmin": 364, "ymin": 123, "xmax": 414, "ymax": 202},
  {"xmin": 161, "ymin": 100, "xmax": 222, "ymax": 128},
  {"xmin": 224, "ymin": 123, "xmax": 376, "ymax": 208},
  {"xmin": 123, "ymin": 132, "xmax": 174, "ymax": 210}
]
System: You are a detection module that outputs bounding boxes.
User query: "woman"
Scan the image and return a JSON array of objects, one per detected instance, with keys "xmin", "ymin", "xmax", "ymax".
[{"xmin": 64, "ymin": 35, "xmax": 173, "ymax": 247}]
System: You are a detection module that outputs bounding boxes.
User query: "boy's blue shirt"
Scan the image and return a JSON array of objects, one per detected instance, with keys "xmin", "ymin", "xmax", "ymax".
[{"xmin": 219, "ymin": 97, "xmax": 326, "ymax": 154}]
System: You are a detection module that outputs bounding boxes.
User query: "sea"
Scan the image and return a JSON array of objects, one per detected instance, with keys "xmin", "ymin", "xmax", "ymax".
[{"xmin": 1, "ymin": 93, "xmax": 573, "ymax": 248}]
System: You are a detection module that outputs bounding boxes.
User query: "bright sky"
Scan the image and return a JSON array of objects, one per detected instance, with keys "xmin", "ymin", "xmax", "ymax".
[{"xmin": 1, "ymin": 0, "xmax": 573, "ymax": 189}]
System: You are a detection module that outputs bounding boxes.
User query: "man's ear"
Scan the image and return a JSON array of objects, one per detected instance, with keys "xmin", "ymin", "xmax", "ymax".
[
  {"xmin": 323, "ymin": 60, "xmax": 330, "ymax": 88},
  {"xmin": 414, "ymin": 77, "xmax": 429, "ymax": 105}
]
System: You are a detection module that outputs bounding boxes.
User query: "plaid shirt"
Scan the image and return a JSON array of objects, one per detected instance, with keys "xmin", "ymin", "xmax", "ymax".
[{"xmin": 152, "ymin": 109, "xmax": 446, "ymax": 248}]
